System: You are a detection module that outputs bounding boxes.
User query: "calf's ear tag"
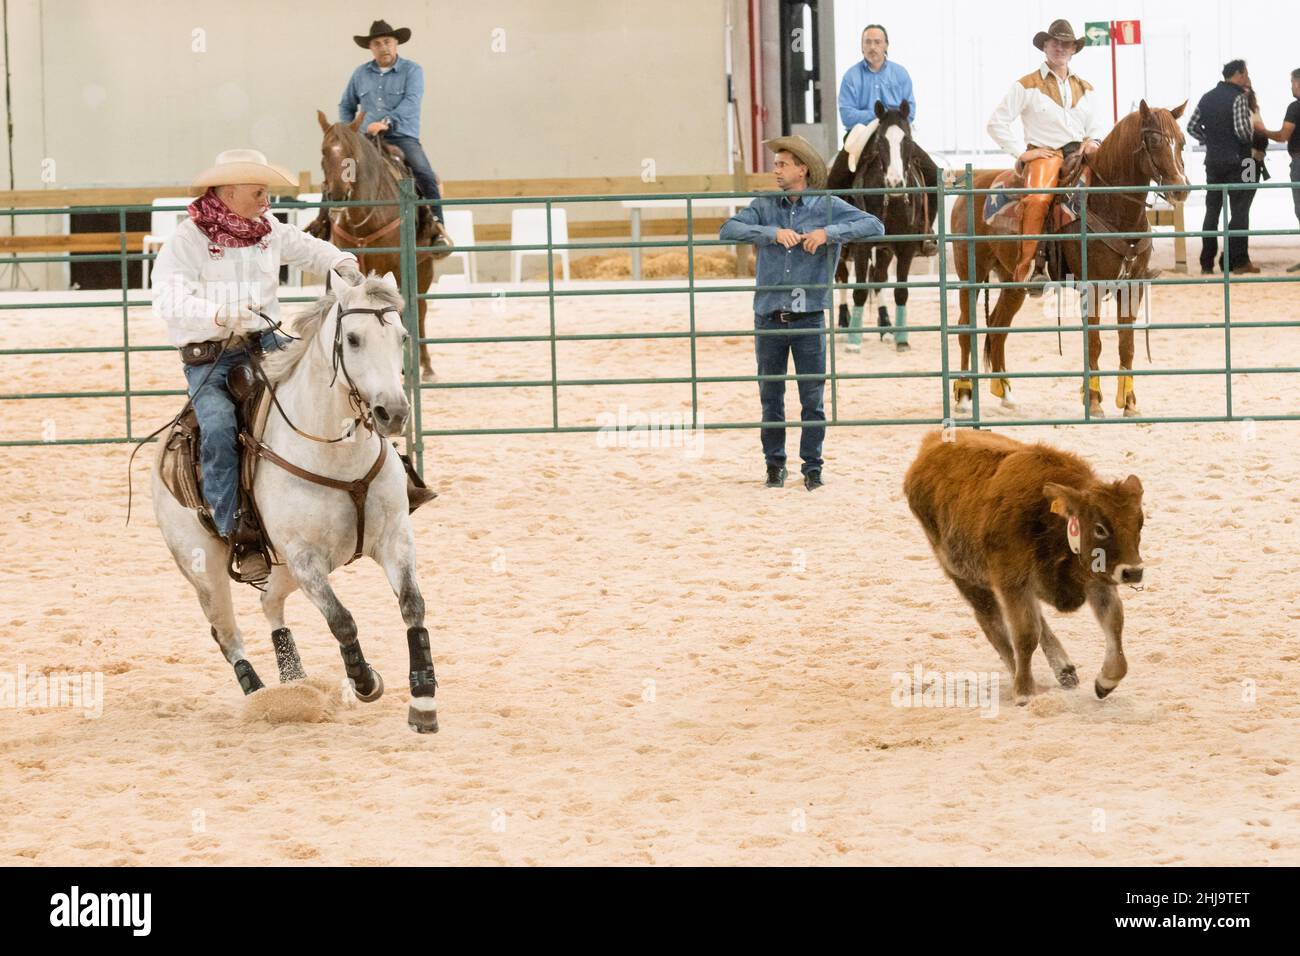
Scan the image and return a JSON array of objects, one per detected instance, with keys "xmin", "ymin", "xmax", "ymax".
[{"xmin": 1066, "ymin": 514, "xmax": 1082, "ymax": 554}]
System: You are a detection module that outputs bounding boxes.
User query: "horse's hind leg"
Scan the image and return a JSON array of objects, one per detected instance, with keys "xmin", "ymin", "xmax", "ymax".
[
  {"xmin": 376, "ymin": 527, "xmax": 437, "ymax": 733},
  {"xmin": 259, "ymin": 566, "xmax": 306, "ymax": 683},
  {"xmin": 288, "ymin": 550, "xmax": 383, "ymax": 702}
]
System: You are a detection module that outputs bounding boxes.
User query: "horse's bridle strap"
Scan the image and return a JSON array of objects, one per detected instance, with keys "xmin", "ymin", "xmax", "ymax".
[{"xmin": 241, "ymin": 432, "xmax": 388, "ymax": 564}]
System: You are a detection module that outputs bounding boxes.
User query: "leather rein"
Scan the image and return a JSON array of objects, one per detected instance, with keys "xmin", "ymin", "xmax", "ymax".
[{"xmin": 241, "ymin": 303, "xmax": 401, "ymax": 563}]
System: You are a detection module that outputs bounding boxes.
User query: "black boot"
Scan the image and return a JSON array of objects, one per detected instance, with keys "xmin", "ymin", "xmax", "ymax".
[
  {"xmin": 765, "ymin": 464, "xmax": 787, "ymax": 488},
  {"xmin": 804, "ymin": 469, "xmax": 824, "ymax": 491}
]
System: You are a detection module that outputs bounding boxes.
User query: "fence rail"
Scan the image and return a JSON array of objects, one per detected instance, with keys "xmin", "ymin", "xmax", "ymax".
[{"xmin": 1, "ymin": 166, "xmax": 1297, "ymax": 474}]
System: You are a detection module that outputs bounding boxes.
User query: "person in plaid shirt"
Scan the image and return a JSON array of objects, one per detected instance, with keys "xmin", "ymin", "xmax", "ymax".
[{"xmin": 1187, "ymin": 60, "xmax": 1260, "ymax": 274}]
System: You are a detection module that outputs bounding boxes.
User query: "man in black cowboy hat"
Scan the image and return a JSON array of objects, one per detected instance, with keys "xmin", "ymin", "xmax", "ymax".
[{"xmin": 338, "ymin": 19, "xmax": 448, "ymax": 232}]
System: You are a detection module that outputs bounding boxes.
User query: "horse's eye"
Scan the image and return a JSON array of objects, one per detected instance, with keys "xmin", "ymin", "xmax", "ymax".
[{"xmin": 346, "ymin": 333, "xmax": 360, "ymax": 348}]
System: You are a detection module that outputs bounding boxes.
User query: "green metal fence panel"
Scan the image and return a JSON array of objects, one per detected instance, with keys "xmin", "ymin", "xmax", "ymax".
[{"xmin": 1, "ymin": 176, "xmax": 1297, "ymax": 477}]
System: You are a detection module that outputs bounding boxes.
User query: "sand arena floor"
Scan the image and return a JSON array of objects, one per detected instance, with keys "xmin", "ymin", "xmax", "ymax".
[{"xmin": 1, "ymin": 246, "xmax": 1298, "ymax": 865}]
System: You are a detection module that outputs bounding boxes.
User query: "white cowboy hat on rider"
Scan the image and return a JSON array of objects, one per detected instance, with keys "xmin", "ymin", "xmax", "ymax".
[{"xmin": 192, "ymin": 148, "xmax": 298, "ymax": 190}]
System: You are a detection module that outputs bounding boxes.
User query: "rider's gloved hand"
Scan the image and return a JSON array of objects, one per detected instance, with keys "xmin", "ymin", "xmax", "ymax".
[{"xmin": 336, "ymin": 261, "xmax": 365, "ymax": 285}]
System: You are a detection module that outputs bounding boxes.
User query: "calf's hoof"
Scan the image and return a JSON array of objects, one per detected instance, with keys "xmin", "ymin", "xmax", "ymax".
[
  {"xmin": 1094, "ymin": 678, "xmax": 1116, "ymax": 699},
  {"xmin": 1057, "ymin": 665, "xmax": 1079, "ymax": 688},
  {"xmin": 408, "ymin": 697, "xmax": 440, "ymax": 734}
]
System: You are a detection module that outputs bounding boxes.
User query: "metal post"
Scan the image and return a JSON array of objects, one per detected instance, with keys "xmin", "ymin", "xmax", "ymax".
[
  {"xmin": 964, "ymin": 164, "xmax": 980, "ymax": 428},
  {"xmin": 1080, "ymin": 180, "xmax": 1090, "ymax": 418},
  {"xmin": 545, "ymin": 200, "xmax": 558, "ymax": 430},
  {"xmin": 936, "ymin": 174, "xmax": 950, "ymax": 423},
  {"xmin": 119, "ymin": 208, "xmax": 132, "ymax": 440},
  {"xmin": 1222, "ymin": 181, "xmax": 1233, "ymax": 419},
  {"xmin": 397, "ymin": 179, "xmax": 423, "ymax": 472},
  {"xmin": 686, "ymin": 197, "xmax": 698, "ymax": 429}
]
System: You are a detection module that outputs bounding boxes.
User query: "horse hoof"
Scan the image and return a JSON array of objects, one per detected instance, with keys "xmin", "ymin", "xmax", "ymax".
[
  {"xmin": 954, "ymin": 397, "xmax": 972, "ymax": 416},
  {"xmin": 407, "ymin": 698, "xmax": 439, "ymax": 734},
  {"xmin": 1057, "ymin": 665, "xmax": 1079, "ymax": 688},
  {"xmin": 1088, "ymin": 401, "xmax": 1105, "ymax": 418},
  {"xmin": 1123, "ymin": 404, "xmax": 1141, "ymax": 418},
  {"xmin": 351, "ymin": 666, "xmax": 384, "ymax": 703},
  {"xmin": 895, "ymin": 342, "xmax": 910, "ymax": 353},
  {"xmin": 1095, "ymin": 679, "xmax": 1115, "ymax": 700}
]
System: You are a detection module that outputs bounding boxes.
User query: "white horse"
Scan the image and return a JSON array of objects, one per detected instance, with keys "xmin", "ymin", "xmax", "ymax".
[{"xmin": 151, "ymin": 271, "xmax": 439, "ymax": 733}]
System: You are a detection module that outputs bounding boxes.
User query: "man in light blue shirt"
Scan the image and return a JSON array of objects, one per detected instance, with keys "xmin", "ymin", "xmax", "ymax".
[
  {"xmin": 721, "ymin": 136, "xmax": 884, "ymax": 491},
  {"xmin": 827, "ymin": 24, "xmax": 938, "ymax": 253},
  {"xmin": 339, "ymin": 19, "xmax": 446, "ymax": 227}
]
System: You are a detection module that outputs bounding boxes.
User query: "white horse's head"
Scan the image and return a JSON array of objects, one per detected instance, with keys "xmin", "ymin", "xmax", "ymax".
[{"xmin": 325, "ymin": 269, "xmax": 410, "ymax": 437}]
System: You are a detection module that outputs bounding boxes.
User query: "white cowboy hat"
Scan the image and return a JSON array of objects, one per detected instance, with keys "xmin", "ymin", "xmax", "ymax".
[{"xmin": 192, "ymin": 148, "xmax": 297, "ymax": 189}]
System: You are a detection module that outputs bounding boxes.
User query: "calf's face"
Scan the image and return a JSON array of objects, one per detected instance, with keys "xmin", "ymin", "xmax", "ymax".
[{"xmin": 1043, "ymin": 475, "xmax": 1145, "ymax": 585}]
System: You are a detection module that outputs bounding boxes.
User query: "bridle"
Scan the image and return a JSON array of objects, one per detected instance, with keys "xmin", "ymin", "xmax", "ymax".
[
  {"xmin": 1088, "ymin": 123, "xmax": 1185, "ymax": 211},
  {"xmin": 854, "ymin": 123, "xmax": 927, "ymax": 231},
  {"xmin": 239, "ymin": 299, "xmax": 405, "ymax": 564},
  {"xmin": 322, "ymin": 127, "xmax": 402, "ymax": 250}
]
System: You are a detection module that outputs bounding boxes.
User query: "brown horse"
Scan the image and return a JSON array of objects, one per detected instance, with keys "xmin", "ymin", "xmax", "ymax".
[
  {"xmin": 314, "ymin": 110, "xmax": 438, "ymax": 379},
  {"xmin": 950, "ymin": 100, "xmax": 1189, "ymax": 417}
]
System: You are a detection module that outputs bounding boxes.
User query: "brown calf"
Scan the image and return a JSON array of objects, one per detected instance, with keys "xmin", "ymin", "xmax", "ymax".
[{"xmin": 903, "ymin": 430, "xmax": 1145, "ymax": 704}]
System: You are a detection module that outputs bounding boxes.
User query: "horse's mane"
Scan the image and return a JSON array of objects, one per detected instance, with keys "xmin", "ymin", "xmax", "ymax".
[{"xmin": 261, "ymin": 276, "xmax": 404, "ymax": 384}]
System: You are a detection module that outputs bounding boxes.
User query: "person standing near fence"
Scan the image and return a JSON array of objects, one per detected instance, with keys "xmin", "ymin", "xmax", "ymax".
[
  {"xmin": 720, "ymin": 136, "xmax": 884, "ymax": 491},
  {"xmin": 1255, "ymin": 68, "xmax": 1300, "ymax": 272},
  {"xmin": 1187, "ymin": 59, "xmax": 1260, "ymax": 275}
]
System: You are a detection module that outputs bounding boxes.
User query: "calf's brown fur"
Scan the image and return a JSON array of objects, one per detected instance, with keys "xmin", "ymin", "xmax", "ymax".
[{"xmin": 903, "ymin": 430, "xmax": 1145, "ymax": 704}]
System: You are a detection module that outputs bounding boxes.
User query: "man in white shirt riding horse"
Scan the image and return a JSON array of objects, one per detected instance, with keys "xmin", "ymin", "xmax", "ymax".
[{"xmin": 985, "ymin": 19, "xmax": 1107, "ymax": 294}]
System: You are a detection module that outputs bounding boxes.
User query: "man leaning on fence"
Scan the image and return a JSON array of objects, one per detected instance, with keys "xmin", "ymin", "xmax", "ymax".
[{"xmin": 720, "ymin": 136, "xmax": 884, "ymax": 491}]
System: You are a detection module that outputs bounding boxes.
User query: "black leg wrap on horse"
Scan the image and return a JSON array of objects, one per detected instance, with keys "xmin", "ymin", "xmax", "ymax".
[
  {"xmin": 406, "ymin": 626, "xmax": 437, "ymax": 698},
  {"xmin": 233, "ymin": 659, "xmax": 263, "ymax": 695},
  {"xmin": 338, "ymin": 640, "xmax": 378, "ymax": 698},
  {"xmin": 271, "ymin": 626, "xmax": 306, "ymax": 682}
]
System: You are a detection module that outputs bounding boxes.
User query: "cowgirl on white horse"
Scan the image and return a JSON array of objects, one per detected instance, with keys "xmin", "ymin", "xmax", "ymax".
[{"xmin": 151, "ymin": 149, "xmax": 366, "ymax": 578}]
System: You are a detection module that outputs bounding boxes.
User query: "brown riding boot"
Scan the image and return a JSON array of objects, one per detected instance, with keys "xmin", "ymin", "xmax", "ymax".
[
  {"xmin": 1015, "ymin": 194, "xmax": 1053, "ymax": 297},
  {"xmin": 398, "ymin": 447, "xmax": 438, "ymax": 513}
]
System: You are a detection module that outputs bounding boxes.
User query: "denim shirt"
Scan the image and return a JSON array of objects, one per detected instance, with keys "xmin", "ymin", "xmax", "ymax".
[
  {"xmin": 838, "ymin": 58, "xmax": 917, "ymax": 130},
  {"xmin": 720, "ymin": 193, "xmax": 884, "ymax": 315},
  {"xmin": 340, "ymin": 56, "xmax": 424, "ymax": 138}
]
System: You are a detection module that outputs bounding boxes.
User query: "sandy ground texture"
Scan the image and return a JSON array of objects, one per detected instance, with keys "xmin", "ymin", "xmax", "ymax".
[{"xmin": 1, "ymin": 239, "xmax": 1298, "ymax": 866}]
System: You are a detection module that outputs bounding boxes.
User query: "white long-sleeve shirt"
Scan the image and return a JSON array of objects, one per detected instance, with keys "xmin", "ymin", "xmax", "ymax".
[
  {"xmin": 151, "ymin": 214, "xmax": 357, "ymax": 347},
  {"xmin": 986, "ymin": 63, "xmax": 1108, "ymax": 159}
]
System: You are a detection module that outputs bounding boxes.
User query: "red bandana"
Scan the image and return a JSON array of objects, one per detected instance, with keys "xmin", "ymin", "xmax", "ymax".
[{"xmin": 188, "ymin": 188, "xmax": 272, "ymax": 249}]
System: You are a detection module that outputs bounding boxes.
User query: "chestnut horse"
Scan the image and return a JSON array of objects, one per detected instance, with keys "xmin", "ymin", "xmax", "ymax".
[
  {"xmin": 949, "ymin": 101, "xmax": 1188, "ymax": 417},
  {"xmin": 314, "ymin": 110, "xmax": 439, "ymax": 379}
]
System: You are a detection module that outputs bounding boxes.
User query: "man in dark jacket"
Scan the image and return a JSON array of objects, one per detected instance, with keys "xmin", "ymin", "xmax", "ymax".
[{"xmin": 1187, "ymin": 59, "xmax": 1260, "ymax": 274}]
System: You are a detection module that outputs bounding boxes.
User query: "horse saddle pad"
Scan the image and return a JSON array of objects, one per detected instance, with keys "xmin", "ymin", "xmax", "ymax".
[{"xmin": 982, "ymin": 165, "xmax": 1094, "ymax": 235}]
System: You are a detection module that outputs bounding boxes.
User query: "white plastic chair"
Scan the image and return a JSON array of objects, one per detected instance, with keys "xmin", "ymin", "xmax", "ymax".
[
  {"xmin": 142, "ymin": 197, "xmax": 192, "ymax": 289},
  {"xmin": 440, "ymin": 210, "xmax": 478, "ymax": 283},
  {"xmin": 510, "ymin": 208, "xmax": 570, "ymax": 283},
  {"xmin": 288, "ymin": 193, "xmax": 323, "ymax": 287}
]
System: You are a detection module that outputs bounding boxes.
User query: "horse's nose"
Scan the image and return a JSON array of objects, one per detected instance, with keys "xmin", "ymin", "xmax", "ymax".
[{"xmin": 372, "ymin": 398, "xmax": 408, "ymax": 435}]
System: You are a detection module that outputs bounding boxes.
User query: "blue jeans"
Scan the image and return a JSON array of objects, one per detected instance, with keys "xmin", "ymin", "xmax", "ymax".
[
  {"xmin": 182, "ymin": 330, "xmax": 286, "ymax": 537},
  {"xmin": 754, "ymin": 311, "xmax": 826, "ymax": 474},
  {"xmin": 1292, "ymin": 155, "xmax": 1300, "ymax": 226},
  {"xmin": 384, "ymin": 133, "xmax": 444, "ymax": 223}
]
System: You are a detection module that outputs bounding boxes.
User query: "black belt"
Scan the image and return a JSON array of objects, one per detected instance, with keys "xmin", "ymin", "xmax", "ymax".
[{"xmin": 770, "ymin": 309, "xmax": 822, "ymax": 323}]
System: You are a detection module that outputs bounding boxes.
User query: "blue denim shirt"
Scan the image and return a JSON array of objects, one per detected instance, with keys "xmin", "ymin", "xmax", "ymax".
[
  {"xmin": 340, "ymin": 56, "xmax": 424, "ymax": 137},
  {"xmin": 720, "ymin": 193, "xmax": 884, "ymax": 315},
  {"xmin": 838, "ymin": 58, "xmax": 917, "ymax": 129}
]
